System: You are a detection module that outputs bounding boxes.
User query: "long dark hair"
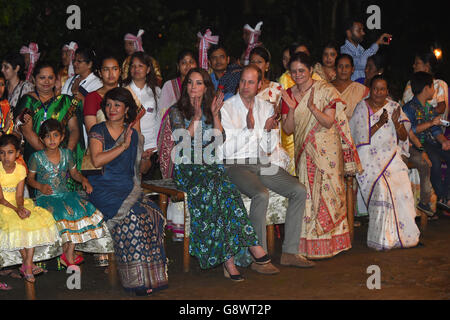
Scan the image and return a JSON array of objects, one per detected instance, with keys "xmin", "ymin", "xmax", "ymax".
[
  {"xmin": 177, "ymin": 68, "xmax": 215, "ymax": 124},
  {"xmin": 101, "ymin": 87, "xmax": 138, "ymax": 124},
  {"xmin": 123, "ymin": 51, "xmax": 159, "ymax": 110}
]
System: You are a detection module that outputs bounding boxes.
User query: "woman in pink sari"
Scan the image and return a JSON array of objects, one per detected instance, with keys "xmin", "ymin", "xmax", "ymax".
[{"xmin": 281, "ymin": 52, "xmax": 361, "ymax": 259}]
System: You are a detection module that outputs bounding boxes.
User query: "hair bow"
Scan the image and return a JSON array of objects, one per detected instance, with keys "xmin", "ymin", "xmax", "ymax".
[
  {"xmin": 19, "ymin": 42, "xmax": 40, "ymax": 81},
  {"xmin": 243, "ymin": 21, "xmax": 263, "ymax": 66},
  {"xmin": 124, "ymin": 29, "xmax": 145, "ymax": 52},
  {"xmin": 197, "ymin": 29, "xmax": 219, "ymax": 70}
]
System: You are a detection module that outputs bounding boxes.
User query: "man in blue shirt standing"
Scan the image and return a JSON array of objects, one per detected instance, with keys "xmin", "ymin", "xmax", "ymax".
[
  {"xmin": 208, "ymin": 44, "xmax": 241, "ymax": 101},
  {"xmin": 403, "ymin": 72, "xmax": 450, "ymax": 213},
  {"xmin": 340, "ymin": 19, "xmax": 392, "ymax": 83}
]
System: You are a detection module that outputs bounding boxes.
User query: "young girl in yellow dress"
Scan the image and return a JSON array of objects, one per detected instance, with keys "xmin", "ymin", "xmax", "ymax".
[{"xmin": 0, "ymin": 134, "xmax": 60, "ymax": 283}]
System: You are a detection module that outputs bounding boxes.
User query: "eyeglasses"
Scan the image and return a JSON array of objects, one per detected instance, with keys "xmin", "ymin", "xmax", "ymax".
[{"xmin": 75, "ymin": 59, "xmax": 87, "ymax": 63}]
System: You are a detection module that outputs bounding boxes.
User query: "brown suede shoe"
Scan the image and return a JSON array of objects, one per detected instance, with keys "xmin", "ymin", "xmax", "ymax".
[
  {"xmin": 250, "ymin": 262, "xmax": 280, "ymax": 275},
  {"xmin": 280, "ymin": 253, "xmax": 316, "ymax": 268}
]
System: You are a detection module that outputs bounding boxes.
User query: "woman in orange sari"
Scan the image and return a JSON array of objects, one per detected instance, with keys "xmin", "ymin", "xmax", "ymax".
[{"xmin": 281, "ymin": 52, "xmax": 362, "ymax": 259}]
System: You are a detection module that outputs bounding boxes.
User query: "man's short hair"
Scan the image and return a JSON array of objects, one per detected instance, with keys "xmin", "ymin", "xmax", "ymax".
[
  {"xmin": 411, "ymin": 71, "xmax": 434, "ymax": 96},
  {"xmin": 241, "ymin": 64, "xmax": 262, "ymax": 82},
  {"xmin": 208, "ymin": 44, "xmax": 228, "ymax": 59},
  {"xmin": 344, "ymin": 18, "xmax": 363, "ymax": 32}
]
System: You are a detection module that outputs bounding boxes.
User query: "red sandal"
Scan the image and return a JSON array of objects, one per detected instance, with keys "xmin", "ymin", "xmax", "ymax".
[{"xmin": 60, "ymin": 253, "xmax": 84, "ymax": 267}]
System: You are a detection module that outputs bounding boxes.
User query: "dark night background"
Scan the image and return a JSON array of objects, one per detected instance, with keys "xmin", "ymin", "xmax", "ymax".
[{"xmin": 1, "ymin": 0, "xmax": 448, "ymax": 100}]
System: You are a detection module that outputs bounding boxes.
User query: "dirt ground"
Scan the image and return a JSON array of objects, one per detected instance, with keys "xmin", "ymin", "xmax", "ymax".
[{"xmin": 1, "ymin": 214, "xmax": 449, "ymax": 301}]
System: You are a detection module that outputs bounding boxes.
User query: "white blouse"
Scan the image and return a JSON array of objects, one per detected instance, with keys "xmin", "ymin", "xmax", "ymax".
[{"xmin": 129, "ymin": 81, "xmax": 162, "ymax": 150}]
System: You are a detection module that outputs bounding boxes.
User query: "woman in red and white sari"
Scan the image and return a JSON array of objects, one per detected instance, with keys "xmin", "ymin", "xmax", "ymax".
[
  {"xmin": 159, "ymin": 50, "xmax": 197, "ymax": 120},
  {"xmin": 281, "ymin": 52, "xmax": 361, "ymax": 259}
]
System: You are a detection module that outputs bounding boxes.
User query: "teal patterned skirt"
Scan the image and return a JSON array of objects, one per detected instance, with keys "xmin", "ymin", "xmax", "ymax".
[
  {"xmin": 36, "ymin": 191, "xmax": 105, "ymax": 244},
  {"xmin": 173, "ymin": 163, "xmax": 259, "ymax": 269}
]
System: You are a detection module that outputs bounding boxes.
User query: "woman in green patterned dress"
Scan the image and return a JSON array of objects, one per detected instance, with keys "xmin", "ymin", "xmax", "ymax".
[
  {"xmin": 14, "ymin": 62, "xmax": 83, "ymax": 190},
  {"xmin": 167, "ymin": 68, "xmax": 272, "ymax": 281}
]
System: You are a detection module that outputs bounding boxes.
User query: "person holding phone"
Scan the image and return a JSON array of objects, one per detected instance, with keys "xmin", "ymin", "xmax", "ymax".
[
  {"xmin": 349, "ymin": 74, "xmax": 420, "ymax": 250},
  {"xmin": 402, "ymin": 72, "xmax": 450, "ymax": 214},
  {"xmin": 340, "ymin": 19, "xmax": 392, "ymax": 84}
]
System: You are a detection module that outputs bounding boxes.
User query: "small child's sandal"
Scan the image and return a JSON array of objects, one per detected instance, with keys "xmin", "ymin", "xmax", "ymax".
[{"xmin": 0, "ymin": 282, "xmax": 12, "ymax": 290}]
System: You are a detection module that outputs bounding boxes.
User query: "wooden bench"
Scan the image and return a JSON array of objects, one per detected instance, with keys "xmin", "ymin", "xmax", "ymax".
[
  {"xmin": 142, "ymin": 178, "xmax": 359, "ymax": 273},
  {"xmin": 141, "ymin": 179, "xmax": 285, "ymax": 273}
]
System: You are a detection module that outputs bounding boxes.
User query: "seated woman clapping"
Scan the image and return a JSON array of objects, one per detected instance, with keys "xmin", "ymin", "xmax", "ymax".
[
  {"xmin": 164, "ymin": 68, "xmax": 276, "ymax": 281},
  {"xmin": 87, "ymin": 87, "xmax": 168, "ymax": 295}
]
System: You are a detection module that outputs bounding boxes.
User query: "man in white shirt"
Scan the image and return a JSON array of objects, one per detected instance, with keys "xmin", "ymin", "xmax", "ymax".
[{"xmin": 221, "ymin": 65, "xmax": 315, "ymax": 273}]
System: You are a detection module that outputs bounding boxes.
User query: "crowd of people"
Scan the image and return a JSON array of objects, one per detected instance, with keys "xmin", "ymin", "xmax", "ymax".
[{"xmin": 0, "ymin": 18, "xmax": 449, "ymax": 296}]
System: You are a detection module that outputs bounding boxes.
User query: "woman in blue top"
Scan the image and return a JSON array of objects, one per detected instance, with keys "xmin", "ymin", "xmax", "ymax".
[{"xmin": 87, "ymin": 87, "xmax": 167, "ymax": 296}]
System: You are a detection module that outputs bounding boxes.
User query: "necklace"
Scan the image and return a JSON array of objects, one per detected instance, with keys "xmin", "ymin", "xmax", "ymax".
[
  {"xmin": 35, "ymin": 89, "xmax": 56, "ymax": 121},
  {"xmin": 294, "ymin": 80, "xmax": 314, "ymax": 101}
]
